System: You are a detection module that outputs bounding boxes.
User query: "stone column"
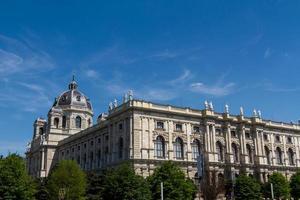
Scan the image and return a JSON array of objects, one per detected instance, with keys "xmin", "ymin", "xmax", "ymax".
[
  {"xmin": 225, "ymin": 124, "xmax": 232, "ymax": 163},
  {"xmin": 41, "ymin": 148, "xmax": 45, "ymax": 170},
  {"xmin": 271, "ymin": 133, "xmax": 275, "ymax": 165},
  {"xmin": 212, "ymin": 125, "xmax": 216, "ymax": 152},
  {"xmin": 186, "ymin": 123, "xmax": 192, "ymax": 161},
  {"xmin": 283, "ymin": 135, "xmax": 287, "ymax": 166},
  {"xmin": 168, "ymin": 120, "xmax": 173, "ymax": 159},
  {"xmin": 297, "ymin": 137, "xmax": 300, "ymax": 167},
  {"xmin": 129, "ymin": 116, "xmax": 133, "ymax": 159},
  {"xmin": 148, "ymin": 118, "xmax": 154, "ymax": 159},
  {"xmin": 205, "ymin": 123, "xmax": 211, "ymax": 152}
]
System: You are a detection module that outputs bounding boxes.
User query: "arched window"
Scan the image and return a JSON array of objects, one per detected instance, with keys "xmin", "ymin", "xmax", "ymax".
[
  {"xmin": 39, "ymin": 127, "xmax": 44, "ymax": 135},
  {"xmin": 191, "ymin": 139, "xmax": 201, "ymax": 160},
  {"xmin": 174, "ymin": 137, "xmax": 184, "ymax": 159},
  {"xmin": 275, "ymin": 147, "xmax": 282, "ymax": 165},
  {"xmin": 288, "ymin": 148, "xmax": 294, "ymax": 165},
  {"xmin": 232, "ymin": 143, "xmax": 239, "ymax": 163},
  {"xmin": 216, "ymin": 141, "xmax": 223, "ymax": 161},
  {"xmin": 246, "ymin": 144, "xmax": 253, "ymax": 163},
  {"xmin": 154, "ymin": 136, "xmax": 165, "ymax": 158},
  {"xmin": 62, "ymin": 116, "xmax": 66, "ymax": 128},
  {"xmin": 218, "ymin": 173, "xmax": 225, "ymax": 187},
  {"xmin": 119, "ymin": 137, "xmax": 123, "ymax": 159},
  {"xmin": 88, "ymin": 118, "xmax": 91, "ymax": 127},
  {"xmin": 54, "ymin": 117, "xmax": 59, "ymax": 128},
  {"xmin": 265, "ymin": 146, "xmax": 271, "ymax": 164},
  {"xmin": 90, "ymin": 151, "xmax": 94, "ymax": 169},
  {"xmin": 75, "ymin": 116, "xmax": 81, "ymax": 128},
  {"xmin": 97, "ymin": 149, "xmax": 101, "ymax": 167}
]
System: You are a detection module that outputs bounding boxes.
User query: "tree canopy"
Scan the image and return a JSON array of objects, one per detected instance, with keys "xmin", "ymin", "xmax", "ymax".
[
  {"xmin": 263, "ymin": 172, "xmax": 290, "ymax": 199},
  {"xmin": 0, "ymin": 154, "xmax": 36, "ymax": 200},
  {"xmin": 290, "ymin": 170, "xmax": 300, "ymax": 199},
  {"xmin": 234, "ymin": 174, "xmax": 261, "ymax": 200},
  {"xmin": 147, "ymin": 161, "xmax": 197, "ymax": 200},
  {"xmin": 46, "ymin": 160, "xmax": 86, "ymax": 200},
  {"xmin": 99, "ymin": 163, "xmax": 151, "ymax": 200},
  {"xmin": 86, "ymin": 172, "xmax": 103, "ymax": 200}
]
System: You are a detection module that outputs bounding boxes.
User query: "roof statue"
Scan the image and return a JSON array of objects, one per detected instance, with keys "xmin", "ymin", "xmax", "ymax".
[
  {"xmin": 204, "ymin": 100, "xmax": 209, "ymax": 110},
  {"xmin": 225, "ymin": 104, "xmax": 229, "ymax": 114},
  {"xmin": 108, "ymin": 102, "xmax": 113, "ymax": 111},
  {"xmin": 253, "ymin": 109, "xmax": 257, "ymax": 117},
  {"xmin": 123, "ymin": 93, "xmax": 128, "ymax": 103},
  {"xmin": 240, "ymin": 106, "xmax": 244, "ymax": 116},
  {"xmin": 258, "ymin": 110, "xmax": 262, "ymax": 119},
  {"xmin": 128, "ymin": 90, "xmax": 133, "ymax": 101},
  {"xmin": 113, "ymin": 99, "xmax": 118, "ymax": 108},
  {"xmin": 209, "ymin": 101, "xmax": 214, "ymax": 111}
]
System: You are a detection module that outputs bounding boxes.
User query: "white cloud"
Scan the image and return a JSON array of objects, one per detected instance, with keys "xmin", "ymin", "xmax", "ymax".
[
  {"xmin": 85, "ymin": 69, "xmax": 99, "ymax": 79},
  {"xmin": 0, "ymin": 49, "xmax": 23, "ymax": 73},
  {"xmin": 136, "ymin": 88, "xmax": 177, "ymax": 101},
  {"xmin": 190, "ymin": 82, "xmax": 235, "ymax": 96},
  {"xmin": 148, "ymin": 49, "xmax": 178, "ymax": 59},
  {"xmin": 0, "ymin": 34, "xmax": 55, "ymax": 77},
  {"xmin": 168, "ymin": 69, "xmax": 192, "ymax": 86}
]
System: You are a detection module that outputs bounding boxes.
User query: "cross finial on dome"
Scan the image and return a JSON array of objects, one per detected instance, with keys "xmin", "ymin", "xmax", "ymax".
[{"xmin": 68, "ymin": 74, "xmax": 78, "ymax": 90}]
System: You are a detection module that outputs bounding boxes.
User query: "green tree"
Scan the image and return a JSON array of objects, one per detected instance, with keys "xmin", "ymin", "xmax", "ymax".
[
  {"xmin": 263, "ymin": 172, "xmax": 290, "ymax": 199},
  {"xmin": 86, "ymin": 172, "xmax": 103, "ymax": 200},
  {"xmin": 35, "ymin": 178, "xmax": 48, "ymax": 200},
  {"xmin": 100, "ymin": 163, "xmax": 151, "ymax": 200},
  {"xmin": 46, "ymin": 160, "xmax": 86, "ymax": 200},
  {"xmin": 234, "ymin": 175, "xmax": 261, "ymax": 200},
  {"xmin": 0, "ymin": 154, "xmax": 36, "ymax": 200},
  {"xmin": 290, "ymin": 170, "xmax": 300, "ymax": 199},
  {"xmin": 201, "ymin": 170, "xmax": 226, "ymax": 200},
  {"xmin": 147, "ymin": 161, "xmax": 197, "ymax": 200}
]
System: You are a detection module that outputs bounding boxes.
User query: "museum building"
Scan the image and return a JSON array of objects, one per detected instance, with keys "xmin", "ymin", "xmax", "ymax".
[{"xmin": 26, "ymin": 78, "xmax": 300, "ymax": 183}]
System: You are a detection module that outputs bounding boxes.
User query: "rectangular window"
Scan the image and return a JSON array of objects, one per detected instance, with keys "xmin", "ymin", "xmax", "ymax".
[
  {"xmin": 193, "ymin": 126, "xmax": 200, "ymax": 133},
  {"xmin": 191, "ymin": 145, "xmax": 199, "ymax": 159},
  {"xmin": 231, "ymin": 131, "xmax": 237, "ymax": 138},
  {"xmin": 119, "ymin": 123, "xmax": 123, "ymax": 130},
  {"xmin": 154, "ymin": 141, "xmax": 164, "ymax": 158},
  {"xmin": 215, "ymin": 129, "xmax": 222, "ymax": 136},
  {"xmin": 156, "ymin": 121, "xmax": 164, "ymax": 130},
  {"xmin": 175, "ymin": 124, "xmax": 183, "ymax": 132},
  {"xmin": 245, "ymin": 132, "xmax": 250, "ymax": 139},
  {"xmin": 287, "ymin": 137, "xmax": 292, "ymax": 144}
]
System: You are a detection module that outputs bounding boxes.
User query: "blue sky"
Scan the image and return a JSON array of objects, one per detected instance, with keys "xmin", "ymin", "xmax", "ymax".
[{"xmin": 1, "ymin": 0, "xmax": 300, "ymax": 155}]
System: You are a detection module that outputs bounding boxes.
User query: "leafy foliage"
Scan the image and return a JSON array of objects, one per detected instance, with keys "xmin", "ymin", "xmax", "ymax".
[
  {"xmin": 263, "ymin": 172, "xmax": 290, "ymax": 199},
  {"xmin": 35, "ymin": 178, "xmax": 48, "ymax": 200},
  {"xmin": 86, "ymin": 172, "xmax": 103, "ymax": 200},
  {"xmin": 147, "ymin": 161, "xmax": 197, "ymax": 200},
  {"xmin": 46, "ymin": 160, "xmax": 86, "ymax": 200},
  {"xmin": 0, "ymin": 154, "xmax": 36, "ymax": 200},
  {"xmin": 290, "ymin": 170, "xmax": 300, "ymax": 199},
  {"xmin": 100, "ymin": 163, "xmax": 151, "ymax": 200},
  {"xmin": 201, "ymin": 170, "xmax": 225, "ymax": 200},
  {"xmin": 234, "ymin": 174, "xmax": 261, "ymax": 200}
]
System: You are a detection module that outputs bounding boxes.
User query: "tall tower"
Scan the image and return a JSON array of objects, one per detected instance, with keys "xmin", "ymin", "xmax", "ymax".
[{"xmin": 26, "ymin": 77, "xmax": 93, "ymax": 177}]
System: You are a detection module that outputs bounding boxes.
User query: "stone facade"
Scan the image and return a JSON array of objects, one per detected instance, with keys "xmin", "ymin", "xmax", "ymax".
[{"xmin": 26, "ymin": 80, "xmax": 300, "ymax": 184}]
